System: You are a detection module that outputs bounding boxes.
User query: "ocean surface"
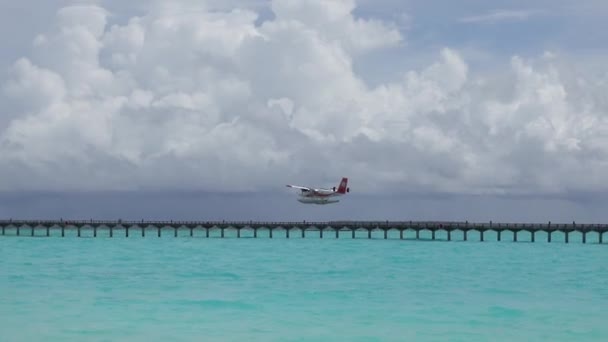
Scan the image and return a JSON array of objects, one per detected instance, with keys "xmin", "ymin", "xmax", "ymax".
[{"xmin": 1, "ymin": 229, "xmax": 607, "ymax": 341}]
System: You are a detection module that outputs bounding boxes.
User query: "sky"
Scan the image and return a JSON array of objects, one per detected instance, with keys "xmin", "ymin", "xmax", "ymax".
[{"xmin": 1, "ymin": 0, "xmax": 608, "ymax": 222}]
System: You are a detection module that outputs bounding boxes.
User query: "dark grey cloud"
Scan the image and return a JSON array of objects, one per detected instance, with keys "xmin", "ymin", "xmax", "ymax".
[{"xmin": 2, "ymin": 191, "xmax": 607, "ymax": 224}]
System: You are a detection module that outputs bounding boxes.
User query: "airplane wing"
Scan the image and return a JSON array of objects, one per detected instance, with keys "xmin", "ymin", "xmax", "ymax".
[{"xmin": 286, "ymin": 184, "xmax": 311, "ymax": 191}]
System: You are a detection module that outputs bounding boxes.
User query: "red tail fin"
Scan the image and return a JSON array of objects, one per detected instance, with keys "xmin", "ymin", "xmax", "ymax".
[{"xmin": 337, "ymin": 177, "xmax": 348, "ymax": 194}]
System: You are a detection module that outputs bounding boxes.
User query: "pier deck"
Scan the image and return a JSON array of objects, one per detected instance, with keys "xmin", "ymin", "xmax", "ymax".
[{"xmin": 1, "ymin": 220, "xmax": 606, "ymax": 243}]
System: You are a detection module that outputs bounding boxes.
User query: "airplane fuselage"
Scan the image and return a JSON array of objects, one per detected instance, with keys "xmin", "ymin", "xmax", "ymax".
[{"xmin": 287, "ymin": 177, "xmax": 349, "ymax": 205}]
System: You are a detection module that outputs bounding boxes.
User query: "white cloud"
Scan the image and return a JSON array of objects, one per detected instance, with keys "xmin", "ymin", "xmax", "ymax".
[
  {"xmin": 459, "ymin": 9, "xmax": 543, "ymax": 24},
  {"xmin": 1, "ymin": 0, "xmax": 608, "ymax": 197},
  {"xmin": 270, "ymin": 0, "xmax": 402, "ymax": 52}
]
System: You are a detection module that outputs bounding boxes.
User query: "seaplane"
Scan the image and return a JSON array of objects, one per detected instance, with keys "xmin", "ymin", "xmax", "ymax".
[{"xmin": 286, "ymin": 177, "xmax": 350, "ymax": 204}]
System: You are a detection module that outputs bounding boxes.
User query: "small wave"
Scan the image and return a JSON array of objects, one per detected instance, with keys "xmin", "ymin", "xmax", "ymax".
[
  {"xmin": 171, "ymin": 299, "xmax": 255, "ymax": 310},
  {"xmin": 184, "ymin": 271, "xmax": 241, "ymax": 280},
  {"xmin": 487, "ymin": 305, "xmax": 524, "ymax": 318}
]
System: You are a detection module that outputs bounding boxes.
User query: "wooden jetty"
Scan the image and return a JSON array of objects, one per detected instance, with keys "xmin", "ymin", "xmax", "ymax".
[{"xmin": 0, "ymin": 219, "xmax": 606, "ymax": 243}]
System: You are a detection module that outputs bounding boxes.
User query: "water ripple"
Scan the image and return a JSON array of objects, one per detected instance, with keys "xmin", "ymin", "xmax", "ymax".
[{"xmin": 1, "ymin": 237, "xmax": 607, "ymax": 341}]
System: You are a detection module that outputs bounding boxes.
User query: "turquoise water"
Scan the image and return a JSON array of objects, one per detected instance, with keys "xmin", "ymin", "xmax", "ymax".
[{"xmin": 1, "ymin": 232, "xmax": 607, "ymax": 341}]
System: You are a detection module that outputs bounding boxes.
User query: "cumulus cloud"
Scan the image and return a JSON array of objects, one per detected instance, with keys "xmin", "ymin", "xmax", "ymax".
[{"xmin": 1, "ymin": 0, "xmax": 608, "ymax": 197}]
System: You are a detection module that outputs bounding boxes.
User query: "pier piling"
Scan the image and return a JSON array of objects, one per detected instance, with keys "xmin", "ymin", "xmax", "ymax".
[
  {"xmin": 583, "ymin": 231, "xmax": 586, "ymax": 244},
  {"xmin": 531, "ymin": 231, "xmax": 535, "ymax": 242}
]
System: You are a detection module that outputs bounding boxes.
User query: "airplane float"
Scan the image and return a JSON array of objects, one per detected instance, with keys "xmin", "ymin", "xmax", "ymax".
[{"xmin": 286, "ymin": 177, "xmax": 350, "ymax": 204}]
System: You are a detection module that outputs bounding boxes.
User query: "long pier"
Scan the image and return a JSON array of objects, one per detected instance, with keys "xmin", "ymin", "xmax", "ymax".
[{"xmin": 0, "ymin": 219, "xmax": 607, "ymax": 243}]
